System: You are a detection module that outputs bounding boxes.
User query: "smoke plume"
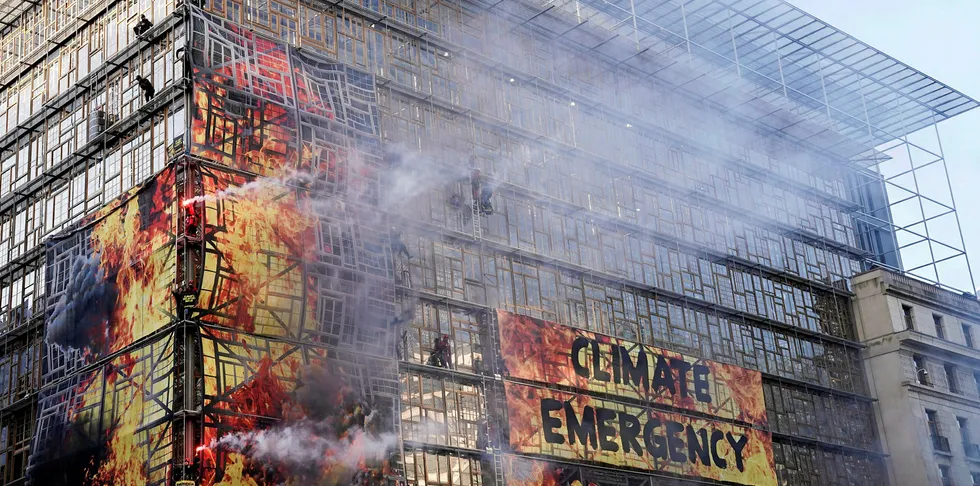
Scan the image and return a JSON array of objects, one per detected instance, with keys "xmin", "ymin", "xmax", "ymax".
[
  {"xmin": 379, "ymin": 145, "xmax": 471, "ymax": 213},
  {"xmin": 182, "ymin": 171, "xmax": 314, "ymax": 206},
  {"xmin": 47, "ymin": 253, "xmax": 117, "ymax": 351},
  {"xmin": 214, "ymin": 422, "xmax": 398, "ymax": 472},
  {"xmin": 209, "ymin": 363, "xmax": 396, "ymax": 485}
]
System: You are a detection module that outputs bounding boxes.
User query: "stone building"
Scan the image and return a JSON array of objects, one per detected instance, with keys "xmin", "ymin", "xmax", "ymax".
[{"xmin": 853, "ymin": 268, "xmax": 980, "ymax": 486}]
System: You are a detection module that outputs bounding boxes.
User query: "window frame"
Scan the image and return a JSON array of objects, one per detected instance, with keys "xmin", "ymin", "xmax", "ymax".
[{"xmin": 903, "ymin": 304, "xmax": 915, "ymax": 330}]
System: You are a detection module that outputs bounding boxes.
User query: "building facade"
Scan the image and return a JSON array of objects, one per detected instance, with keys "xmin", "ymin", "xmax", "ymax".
[
  {"xmin": 0, "ymin": 0, "xmax": 974, "ymax": 485},
  {"xmin": 853, "ymin": 269, "xmax": 980, "ymax": 486}
]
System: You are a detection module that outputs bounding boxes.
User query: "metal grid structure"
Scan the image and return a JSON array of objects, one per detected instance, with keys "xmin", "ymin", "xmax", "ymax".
[
  {"xmin": 23, "ymin": 161, "xmax": 180, "ymax": 485},
  {"xmin": 0, "ymin": 0, "xmax": 29, "ymax": 32},
  {"xmin": 0, "ymin": 4, "xmax": 402, "ymax": 483},
  {"xmin": 486, "ymin": 0, "xmax": 979, "ymax": 292},
  {"xmin": 29, "ymin": 333, "xmax": 177, "ymax": 485},
  {"xmin": 187, "ymin": 8, "xmax": 397, "ymax": 352},
  {"xmin": 0, "ymin": 12, "xmax": 187, "ymax": 469},
  {"xmin": 179, "ymin": 9, "xmax": 404, "ymax": 485},
  {"xmin": 0, "ymin": 0, "xmax": 972, "ymax": 484}
]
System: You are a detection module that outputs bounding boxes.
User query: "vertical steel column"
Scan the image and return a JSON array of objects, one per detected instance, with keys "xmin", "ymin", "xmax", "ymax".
[
  {"xmin": 727, "ymin": 7, "xmax": 740, "ymax": 77},
  {"xmin": 931, "ymin": 116, "xmax": 976, "ymax": 293},
  {"xmin": 772, "ymin": 30, "xmax": 788, "ymax": 99},
  {"xmin": 679, "ymin": 1, "xmax": 692, "ymax": 55},
  {"xmin": 626, "ymin": 0, "xmax": 638, "ymax": 49}
]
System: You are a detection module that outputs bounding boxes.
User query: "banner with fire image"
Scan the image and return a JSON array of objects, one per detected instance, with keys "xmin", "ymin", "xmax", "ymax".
[
  {"xmin": 197, "ymin": 327, "xmax": 399, "ymax": 485},
  {"xmin": 503, "ymin": 454, "xmax": 713, "ymax": 486},
  {"xmin": 28, "ymin": 166, "xmax": 179, "ymax": 485},
  {"xmin": 188, "ymin": 8, "xmax": 380, "ymax": 181},
  {"xmin": 181, "ymin": 9, "xmax": 400, "ymax": 483},
  {"xmin": 497, "ymin": 310, "xmax": 767, "ymax": 427},
  {"xmin": 26, "ymin": 8, "xmax": 401, "ymax": 485},
  {"xmin": 29, "ymin": 331, "xmax": 176, "ymax": 485},
  {"xmin": 43, "ymin": 166, "xmax": 178, "ymax": 369},
  {"xmin": 185, "ymin": 7, "xmax": 396, "ymax": 355},
  {"xmin": 185, "ymin": 162, "xmax": 397, "ymax": 353},
  {"xmin": 504, "ymin": 382, "xmax": 777, "ymax": 486}
]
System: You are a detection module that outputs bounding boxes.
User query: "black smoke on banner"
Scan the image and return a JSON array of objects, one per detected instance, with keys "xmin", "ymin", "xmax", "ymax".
[
  {"xmin": 26, "ymin": 380, "xmax": 112, "ymax": 486},
  {"xmin": 212, "ymin": 363, "xmax": 397, "ymax": 485},
  {"xmin": 47, "ymin": 252, "xmax": 117, "ymax": 352}
]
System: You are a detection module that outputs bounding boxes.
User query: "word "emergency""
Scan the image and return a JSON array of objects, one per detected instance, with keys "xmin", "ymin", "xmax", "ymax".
[{"xmin": 540, "ymin": 399, "xmax": 751, "ymax": 471}]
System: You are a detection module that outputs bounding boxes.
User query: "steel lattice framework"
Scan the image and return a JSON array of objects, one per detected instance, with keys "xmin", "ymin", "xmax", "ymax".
[{"xmin": 0, "ymin": 0, "xmax": 974, "ymax": 485}]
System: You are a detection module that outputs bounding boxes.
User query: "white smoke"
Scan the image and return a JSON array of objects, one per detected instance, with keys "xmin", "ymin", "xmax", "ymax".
[
  {"xmin": 206, "ymin": 362, "xmax": 398, "ymax": 484},
  {"xmin": 404, "ymin": 417, "xmax": 457, "ymax": 442},
  {"xmin": 182, "ymin": 171, "xmax": 314, "ymax": 206},
  {"xmin": 379, "ymin": 145, "xmax": 472, "ymax": 213},
  {"xmin": 213, "ymin": 420, "xmax": 398, "ymax": 471},
  {"xmin": 180, "ymin": 145, "xmax": 455, "ymax": 217}
]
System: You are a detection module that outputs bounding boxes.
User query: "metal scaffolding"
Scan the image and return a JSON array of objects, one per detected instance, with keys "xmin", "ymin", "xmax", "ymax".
[
  {"xmin": 469, "ymin": 0, "xmax": 979, "ymax": 291},
  {"xmin": 0, "ymin": 0, "xmax": 975, "ymax": 484}
]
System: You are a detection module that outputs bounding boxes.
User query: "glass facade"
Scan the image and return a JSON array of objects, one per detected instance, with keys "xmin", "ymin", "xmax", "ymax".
[{"xmin": 0, "ymin": 0, "xmax": 972, "ymax": 484}]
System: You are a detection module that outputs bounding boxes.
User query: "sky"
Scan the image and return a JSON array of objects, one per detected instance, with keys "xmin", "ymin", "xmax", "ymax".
[{"xmin": 786, "ymin": 0, "xmax": 980, "ymax": 292}]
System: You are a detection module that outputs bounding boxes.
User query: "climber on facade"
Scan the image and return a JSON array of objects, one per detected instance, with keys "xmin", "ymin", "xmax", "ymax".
[
  {"xmin": 134, "ymin": 14, "xmax": 153, "ymax": 37},
  {"xmin": 185, "ymin": 203, "xmax": 200, "ymax": 237},
  {"xmin": 427, "ymin": 335, "xmax": 452, "ymax": 369},
  {"xmin": 391, "ymin": 227, "xmax": 412, "ymax": 259},
  {"xmin": 479, "ymin": 182, "xmax": 493, "ymax": 215},
  {"xmin": 136, "ymin": 75, "xmax": 155, "ymax": 103},
  {"xmin": 469, "ymin": 167, "xmax": 493, "ymax": 215}
]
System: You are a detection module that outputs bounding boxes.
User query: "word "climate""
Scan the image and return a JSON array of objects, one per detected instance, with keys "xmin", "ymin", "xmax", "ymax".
[{"xmin": 571, "ymin": 337, "xmax": 713, "ymax": 403}]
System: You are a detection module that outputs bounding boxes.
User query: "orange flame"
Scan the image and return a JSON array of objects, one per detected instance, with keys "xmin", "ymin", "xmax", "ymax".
[
  {"xmin": 65, "ymin": 171, "xmax": 176, "ymax": 433},
  {"xmin": 88, "ymin": 171, "xmax": 175, "ymax": 356},
  {"xmin": 196, "ymin": 172, "xmax": 316, "ymax": 336},
  {"xmin": 200, "ymin": 333, "xmax": 391, "ymax": 485},
  {"xmin": 212, "ymin": 453, "xmax": 259, "ymax": 486},
  {"xmin": 191, "ymin": 78, "xmax": 301, "ymax": 179},
  {"xmin": 86, "ymin": 348, "xmax": 170, "ymax": 486},
  {"xmin": 710, "ymin": 362, "xmax": 768, "ymax": 426},
  {"xmin": 224, "ymin": 356, "xmax": 292, "ymax": 430}
]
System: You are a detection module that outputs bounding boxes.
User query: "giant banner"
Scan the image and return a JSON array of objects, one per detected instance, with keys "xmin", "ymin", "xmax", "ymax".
[
  {"xmin": 197, "ymin": 327, "xmax": 398, "ymax": 486},
  {"xmin": 497, "ymin": 310, "xmax": 767, "ymax": 426},
  {"xmin": 28, "ymin": 6, "xmax": 398, "ymax": 484},
  {"xmin": 29, "ymin": 167, "xmax": 179, "ymax": 485},
  {"xmin": 30, "ymin": 333, "xmax": 176, "ymax": 485},
  {"xmin": 177, "ymin": 8, "xmax": 399, "ymax": 486},
  {"xmin": 187, "ymin": 8, "xmax": 394, "ymax": 355},
  {"xmin": 44, "ymin": 167, "xmax": 177, "ymax": 366},
  {"xmin": 504, "ymin": 382, "xmax": 777, "ymax": 486}
]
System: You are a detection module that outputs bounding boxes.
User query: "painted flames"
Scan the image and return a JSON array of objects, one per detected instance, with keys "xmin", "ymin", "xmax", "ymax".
[
  {"xmin": 37, "ymin": 168, "xmax": 177, "ymax": 486},
  {"xmin": 35, "ymin": 10, "xmax": 390, "ymax": 485},
  {"xmin": 199, "ymin": 330, "xmax": 393, "ymax": 486},
  {"xmin": 194, "ymin": 169, "xmax": 318, "ymax": 338}
]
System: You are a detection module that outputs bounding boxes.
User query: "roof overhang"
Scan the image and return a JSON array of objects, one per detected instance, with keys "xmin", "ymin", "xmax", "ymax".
[{"xmin": 579, "ymin": 0, "xmax": 978, "ymax": 153}]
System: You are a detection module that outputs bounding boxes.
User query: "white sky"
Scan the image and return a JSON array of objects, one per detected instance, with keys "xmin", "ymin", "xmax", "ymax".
[{"xmin": 787, "ymin": 0, "xmax": 980, "ymax": 291}]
